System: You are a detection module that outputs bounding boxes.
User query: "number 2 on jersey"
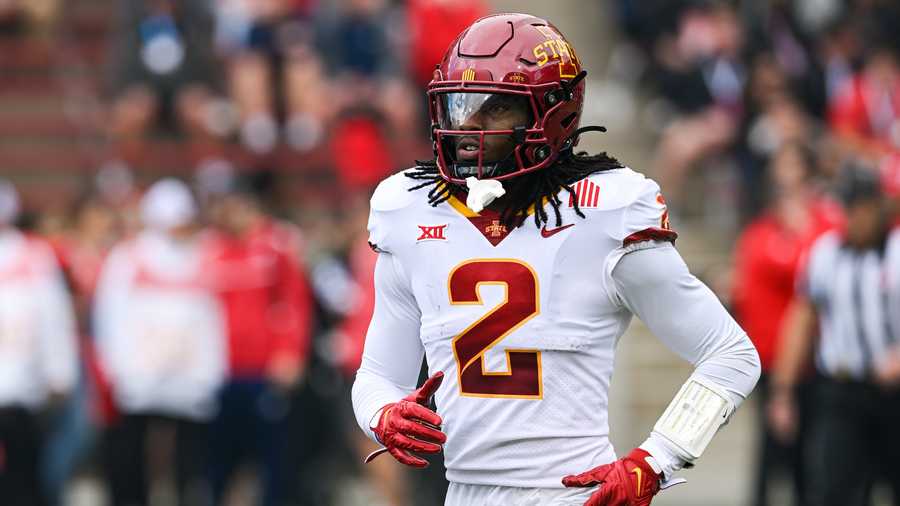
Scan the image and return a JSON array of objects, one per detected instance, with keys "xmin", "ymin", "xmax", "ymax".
[{"xmin": 448, "ymin": 259, "xmax": 542, "ymax": 398}]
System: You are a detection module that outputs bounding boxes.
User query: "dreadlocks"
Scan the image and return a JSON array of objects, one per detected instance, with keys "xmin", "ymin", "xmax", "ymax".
[{"xmin": 405, "ymin": 148, "xmax": 622, "ymax": 229}]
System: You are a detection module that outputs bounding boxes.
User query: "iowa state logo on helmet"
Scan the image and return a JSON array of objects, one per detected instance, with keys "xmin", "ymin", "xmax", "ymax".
[
  {"xmin": 530, "ymin": 24, "xmax": 581, "ymax": 78},
  {"xmin": 427, "ymin": 13, "xmax": 587, "ymax": 184}
]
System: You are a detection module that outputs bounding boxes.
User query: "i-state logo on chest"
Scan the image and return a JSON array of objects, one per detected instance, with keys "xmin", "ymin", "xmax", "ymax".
[{"xmin": 484, "ymin": 220, "xmax": 507, "ymax": 238}]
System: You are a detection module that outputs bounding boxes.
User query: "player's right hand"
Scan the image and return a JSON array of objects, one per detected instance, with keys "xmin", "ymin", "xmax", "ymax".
[{"xmin": 367, "ymin": 371, "xmax": 446, "ymax": 468}]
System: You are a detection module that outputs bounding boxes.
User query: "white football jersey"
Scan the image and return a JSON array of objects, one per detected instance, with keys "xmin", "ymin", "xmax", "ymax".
[
  {"xmin": 94, "ymin": 231, "xmax": 227, "ymax": 420},
  {"xmin": 0, "ymin": 230, "xmax": 78, "ymax": 409},
  {"xmin": 366, "ymin": 167, "xmax": 674, "ymax": 488}
]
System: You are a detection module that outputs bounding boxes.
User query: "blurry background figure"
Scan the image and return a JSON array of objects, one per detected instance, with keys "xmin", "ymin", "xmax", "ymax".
[
  {"xmin": 880, "ymin": 152, "xmax": 900, "ymax": 224},
  {"xmin": 94, "ymin": 178, "xmax": 226, "ymax": 506},
  {"xmin": 828, "ymin": 35, "xmax": 900, "ymax": 162},
  {"xmin": 215, "ymin": 0, "xmax": 324, "ymax": 154},
  {"xmin": 731, "ymin": 142, "xmax": 837, "ymax": 506},
  {"xmin": 330, "ymin": 195, "xmax": 413, "ymax": 506},
  {"xmin": 769, "ymin": 163, "xmax": 900, "ymax": 506},
  {"xmin": 405, "ymin": 0, "xmax": 487, "ymax": 90},
  {"xmin": 316, "ymin": 0, "xmax": 417, "ymax": 149},
  {"xmin": 0, "ymin": 0, "xmax": 58, "ymax": 36},
  {"xmin": 734, "ymin": 56, "xmax": 815, "ymax": 221},
  {"xmin": 106, "ymin": 0, "xmax": 226, "ymax": 172},
  {"xmin": 0, "ymin": 180, "xmax": 78, "ymax": 506},
  {"xmin": 328, "ymin": 107, "xmax": 394, "ymax": 192},
  {"xmin": 40, "ymin": 193, "xmax": 122, "ymax": 506},
  {"xmin": 204, "ymin": 171, "xmax": 313, "ymax": 506},
  {"xmin": 649, "ymin": 1, "xmax": 744, "ymax": 212}
]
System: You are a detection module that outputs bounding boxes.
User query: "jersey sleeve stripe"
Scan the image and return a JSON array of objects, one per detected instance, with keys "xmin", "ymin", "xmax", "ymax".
[{"xmin": 623, "ymin": 227, "xmax": 678, "ymax": 246}]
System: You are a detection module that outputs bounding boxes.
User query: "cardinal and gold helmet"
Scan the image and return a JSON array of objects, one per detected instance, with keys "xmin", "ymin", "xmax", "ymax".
[{"xmin": 428, "ymin": 13, "xmax": 587, "ymax": 183}]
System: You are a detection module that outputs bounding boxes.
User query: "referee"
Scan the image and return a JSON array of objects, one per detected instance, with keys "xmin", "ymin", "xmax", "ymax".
[{"xmin": 769, "ymin": 164, "xmax": 900, "ymax": 506}]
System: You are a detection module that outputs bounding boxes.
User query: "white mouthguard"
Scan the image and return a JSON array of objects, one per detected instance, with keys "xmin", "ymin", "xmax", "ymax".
[{"xmin": 465, "ymin": 177, "xmax": 506, "ymax": 213}]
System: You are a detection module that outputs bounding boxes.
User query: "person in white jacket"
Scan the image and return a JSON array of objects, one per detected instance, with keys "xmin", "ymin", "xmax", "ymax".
[
  {"xmin": 94, "ymin": 178, "xmax": 226, "ymax": 506},
  {"xmin": 0, "ymin": 180, "xmax": 78, "ymax": 506}
]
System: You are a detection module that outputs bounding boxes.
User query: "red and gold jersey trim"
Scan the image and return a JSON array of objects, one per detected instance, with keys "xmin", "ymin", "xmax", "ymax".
[{"xmin": 623, "ymin": 227, "xmax": 678, "ymax": 246}]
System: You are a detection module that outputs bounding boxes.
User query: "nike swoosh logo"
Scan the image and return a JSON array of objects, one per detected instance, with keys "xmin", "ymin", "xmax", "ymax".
[
  {"xmin": 631, "ymin": 466, "xmax": 643, "ymax": 495},
  {"xmin": 540, "ymin": 223, "xmax": 574, "ymax": 238}
]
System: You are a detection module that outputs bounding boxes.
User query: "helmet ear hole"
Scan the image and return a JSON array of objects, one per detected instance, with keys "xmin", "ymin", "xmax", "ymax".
[
  {"xmin": 535, "ymin": 145, "xmax": 552, "ymax": 161},
  {"xmin": 544, "ymin": 90, "xmax": 563, "ymax": 107}
]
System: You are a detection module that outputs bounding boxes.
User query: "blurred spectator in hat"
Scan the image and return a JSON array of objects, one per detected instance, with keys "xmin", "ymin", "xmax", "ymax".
[
  {"xmin": 204, "ymin": 171, "xmax": 313, "ymax": 506},
  {"xmin": 94, "ymin": 178, "xmax": 226, "ymax": 506},
  {"xmin": 732, "ymin": 142, "xmax": 839, "ymax": 506},
  {"xmin": 0, "ymin": 180, "xmax": 78, "ymax": 506}
]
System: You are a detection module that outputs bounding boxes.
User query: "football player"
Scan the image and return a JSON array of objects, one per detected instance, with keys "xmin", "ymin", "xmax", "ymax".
[{"xmin": 352, "ymin": 13, "xmax": 760, "ymax": 506}]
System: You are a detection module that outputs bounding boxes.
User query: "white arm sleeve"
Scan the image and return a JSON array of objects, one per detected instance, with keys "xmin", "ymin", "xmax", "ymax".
[
  {"xmin": 351, "ymin": 252, "xmax": 425, "ymax": 442},
  {"xmin": 611, "ymin": 241, "xmax": 761, "ymax": 477}
]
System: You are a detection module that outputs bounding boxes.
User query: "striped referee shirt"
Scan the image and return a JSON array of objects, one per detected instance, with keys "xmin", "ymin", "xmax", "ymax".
[{"xmin": 799, "ymin": 229, "xmax": 900, "ymax": 380}]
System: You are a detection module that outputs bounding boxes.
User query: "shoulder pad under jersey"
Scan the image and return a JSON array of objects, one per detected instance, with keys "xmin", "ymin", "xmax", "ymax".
[
  {"xmin": 576, "ymin": 167, "xmax": 676, "ymax": 245},
  {"xmin": 570, "ymin": 167, "xmax": 651, "ymax": 211},
  {"xmin": 370, "ymin": 170, "xmax": 419, "ymax": 213},
  {"xmin": 368, "ymin": 169, "xmax": 421, "ymax": 253}
]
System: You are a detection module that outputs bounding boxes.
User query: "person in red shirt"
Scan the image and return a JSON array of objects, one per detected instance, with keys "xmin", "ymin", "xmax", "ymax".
[
  {"xmin": 732, "ymin": 142, "xmax": 839, "ymax": 506},
  {"xmin": 828, "ymin": 41, "xmax": 900, "ymax": 161},
  {"xmin": 205, "ymin": 174, "xmax": 313, "ymax": 506}
]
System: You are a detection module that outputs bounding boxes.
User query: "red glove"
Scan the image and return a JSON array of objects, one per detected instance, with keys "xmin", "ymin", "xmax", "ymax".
[
  {"xmin": 365, "ymin": 372, "xmax": 446, "ymax": 468},
  {"xmin": 562, "ymin": 448, "xmax": 663, "ymax": 506}
]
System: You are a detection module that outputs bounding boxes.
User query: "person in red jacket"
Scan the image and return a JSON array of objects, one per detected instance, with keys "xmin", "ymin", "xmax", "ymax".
[
  {"xmin": 828, "ymin": 40, "xmax": 900, "ymax": 161},
  {"xmin": 732, "ymin": 142, "xmax": 839, "ymax": 506},
  {"xmin": 205, "ymin": 174, "xmax": 313, "ymax": 506}
]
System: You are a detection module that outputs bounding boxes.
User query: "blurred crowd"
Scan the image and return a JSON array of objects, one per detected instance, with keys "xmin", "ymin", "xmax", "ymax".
[
  {"xmin": 614, "ymin": 0, "xmax": 900, "ymax": 221},
  {"xmin": 0, "ymin": 0, "xmax": 492, "ymax": 505},
  {"xmin": 614, "ymin": 1, "xmax": 900, "ymax": 504},
  {"xmin": 4, "ymin": 0, "xmax": 900, "ymax": 504},
  {"xmin": 100, "ymin": 0, "xmax": 490, "ymax": 192},
  {"xmin": 0, "ymin": 166, "xmax": 457, "ymax": 506}
]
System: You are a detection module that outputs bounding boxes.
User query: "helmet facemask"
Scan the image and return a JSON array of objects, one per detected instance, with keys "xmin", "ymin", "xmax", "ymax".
[{"xmin": 430, "ymin": 87, "xmax": 545, "ymax": 183}]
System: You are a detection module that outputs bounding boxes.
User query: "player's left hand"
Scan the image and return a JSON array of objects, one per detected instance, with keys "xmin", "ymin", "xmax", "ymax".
[{"xmin": 562, "ymin": 448, "xmax": 662, "ymax": 506}]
